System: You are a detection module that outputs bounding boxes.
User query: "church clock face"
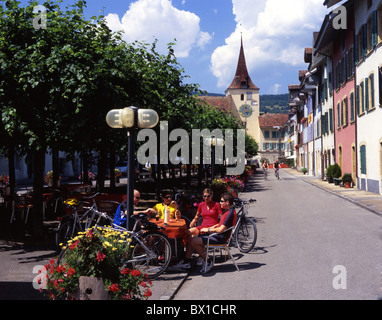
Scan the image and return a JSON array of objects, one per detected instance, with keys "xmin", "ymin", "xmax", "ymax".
[{"xmin": 239, "ymin": 104, "xmax": 253, "ymax": 118}]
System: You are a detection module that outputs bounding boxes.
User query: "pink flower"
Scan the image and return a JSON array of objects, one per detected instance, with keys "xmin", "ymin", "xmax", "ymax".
[{"xmin": 96, "ymin": 251, "xmax": 106, "ymax": 262}]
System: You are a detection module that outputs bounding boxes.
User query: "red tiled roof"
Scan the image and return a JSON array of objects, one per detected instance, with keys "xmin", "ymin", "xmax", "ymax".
[
  {"xmin": 197, "ymin": 96, "xmax": 231, "ymax": 113},
  {"xmin": 259, "ymin": 113, "xmax": 289, "ymax": 128}
]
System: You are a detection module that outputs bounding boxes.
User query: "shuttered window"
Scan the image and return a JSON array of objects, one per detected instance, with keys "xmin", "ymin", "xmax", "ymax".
[{"xmin": 360, "ymin": 145, "xmax": 367, "ymax": 174}]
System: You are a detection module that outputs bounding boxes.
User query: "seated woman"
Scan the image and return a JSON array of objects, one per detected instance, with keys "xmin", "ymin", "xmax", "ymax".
[
  {"xmin": 146, "ymin": 191, "xmax": 180, "ymax": 220},
  {"xmin": 174, "ymin": 192, "xmax": 237, "ymax": 273},
  {"xmin": 188, "ymin": 188, "xmax": 222, "ymax": 236}
]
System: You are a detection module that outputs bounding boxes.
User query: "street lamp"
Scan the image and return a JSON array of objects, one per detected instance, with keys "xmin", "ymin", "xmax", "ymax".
[
  {"xmin": 106, "ymin": 106, "xmax": 159, "ymax": 230},
  {"xmin": 205, "ymin": 137, "xmax": 225, "ymax": 181}
]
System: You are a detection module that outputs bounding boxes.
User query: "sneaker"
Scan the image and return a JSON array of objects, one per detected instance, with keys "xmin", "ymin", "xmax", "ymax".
[
  {"xmin": 196, "ymin": 256, "xmax": 204, "ymax": 266},
  {"xmin": 173, "ymin": 260, "xmax": 191, "ymax": 270},
  {"xmin": 200, "ymin": 259, "xmax": 214, "ymax": 273}
]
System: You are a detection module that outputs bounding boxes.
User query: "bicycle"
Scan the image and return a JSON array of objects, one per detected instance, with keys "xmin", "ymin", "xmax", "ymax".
[
  {"xmin": 59, "ymin": 207, "xmax": 173, "ymax": 279},
  {"xmin": 55, "ymin": 193, "xmax": 100, "ymax": 248},
  {"xmin": 275, "ymin": 167, "xmax": 280, "ymax": 180},
  {"xmin": 233, "ymin": 197, "xmax": 257, "ymax": 253},
  {"xmin": 263, "ymin": 168, "xmax": 268, "ymax": 180}
]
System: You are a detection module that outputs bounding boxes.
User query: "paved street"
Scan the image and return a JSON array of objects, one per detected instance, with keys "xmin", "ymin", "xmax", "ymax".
[
  {"xmin": 1, "ymin": 168, "xmax": 382, "ymax": 300},
  {"xmin": 174, "ymin": 169, "xmax": 382, "ymax": 300}
]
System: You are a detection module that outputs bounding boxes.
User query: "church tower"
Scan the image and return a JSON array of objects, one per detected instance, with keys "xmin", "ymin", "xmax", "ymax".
[{"xmin": 225, "ymin": 36, "xmax": 260, "ymax": 143}]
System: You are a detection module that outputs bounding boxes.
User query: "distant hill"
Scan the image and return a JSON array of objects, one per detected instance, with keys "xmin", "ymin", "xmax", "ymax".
[
  {"xmin": 260, "ymin": 94, "xmax": 289, "ymax": 114},
  {"xmin": 201, "ymin": 92, "xmax": 290, "ymax": 114}
]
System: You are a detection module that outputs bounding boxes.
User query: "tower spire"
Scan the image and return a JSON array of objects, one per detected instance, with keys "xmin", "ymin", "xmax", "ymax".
[{"xmin": 227, "ymin": 35, "xmax": 258, "ymax": 90}]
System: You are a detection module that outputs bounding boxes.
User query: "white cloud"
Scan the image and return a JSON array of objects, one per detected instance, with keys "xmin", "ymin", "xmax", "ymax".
[
  {"xmin": 105, "ymin": 0, "xmax": 212, "ymax": 58},
  {"xmin": 211, "ymin": 0, "xmax": 328, "ymax": 89}
]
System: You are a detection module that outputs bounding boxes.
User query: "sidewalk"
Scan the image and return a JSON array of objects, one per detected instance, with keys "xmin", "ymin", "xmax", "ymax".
[{"xmin": 284, "ymin": 168, "xmax": 382, "ymax": 218}]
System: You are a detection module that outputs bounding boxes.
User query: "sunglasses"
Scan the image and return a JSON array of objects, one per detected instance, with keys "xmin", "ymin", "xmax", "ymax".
[
  {"xmin": 220, "ymin": 199, "xmax": 227, "ymax": 203},
  {"xmin": 203, "ymin": 195, "xmax": 211, "ymax": 198}
]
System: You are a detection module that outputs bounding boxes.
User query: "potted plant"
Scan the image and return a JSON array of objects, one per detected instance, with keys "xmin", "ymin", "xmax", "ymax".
[
  {"xmin": 301, "ymin": 168, "xmax": 307, "ymax": 175},
  {"xmin": 342, "ymin": 173, "xmax": 353, "ymax": 188},
  {"xmin": 332, "ymin": 163, "xmax": 342, "ymax": 185},
  {"xmin": 326, "ymin": 165, "xmax": 334, "ymax": 183},
  {"xmin": 42, "ymin": 226, "xmax": 152, "ymax": 300}
]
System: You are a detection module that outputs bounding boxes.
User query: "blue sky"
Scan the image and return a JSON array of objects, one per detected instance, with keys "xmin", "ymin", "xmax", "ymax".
[{"xmin": 22, "ymin": 0, "xmax": 335, "ymax": 95}]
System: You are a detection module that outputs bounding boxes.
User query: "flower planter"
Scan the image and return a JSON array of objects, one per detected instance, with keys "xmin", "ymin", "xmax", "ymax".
[
  {"xmin": 344, "ymin": 182, "xmax": 352, "ymax": 188},
  {"xmin": 71, "ymin": 276, "xmax": 110, "ymax": 300},
  {"xmin": 327, "ymin": 177, "xmax": 334, "ymax": 183}
]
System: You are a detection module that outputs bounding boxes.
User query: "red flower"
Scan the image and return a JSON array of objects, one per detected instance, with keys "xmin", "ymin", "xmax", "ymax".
[
  {"xmin": 130, "ymin": 269, "xmax": 141, "ymax": 277},
  {"xmin": 121, "ymin": 268, "xmax": 130, "ymax": 274},
  {"xmin": 96, "ymin": 251, "xmax": 106, "ymax": 262},
  {"xmin": 69, "ymin": 240, "xmax": 79, "ymax": 250},
  {"xmin": 144, "ymin": 289, "xmax": 152, "ymax": 298},
  {"xmin": 68, "ymin": 267, "xmax": 75, "ymax": 277},
  {"xmin": 108, "ymin": 283, "xmax": 120, "ymax": 292}
]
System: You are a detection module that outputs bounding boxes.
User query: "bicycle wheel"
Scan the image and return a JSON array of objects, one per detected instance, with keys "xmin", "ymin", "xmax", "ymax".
[
  {"xmin": 130, "ymin": 232, "xmax": 172, "ymax": 279},
  {"xmin": 55, "ymin": 220, "xmax": 78, "ymax": 249},
  {"xmin": 235, "ymin": 217, "xmax": 257, "ymax": 253}
]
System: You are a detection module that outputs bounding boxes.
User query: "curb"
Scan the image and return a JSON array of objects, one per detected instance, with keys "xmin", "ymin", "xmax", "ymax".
[{"xmin": 284, "ymin": 169, "xmax": 382, "ymax": 218}]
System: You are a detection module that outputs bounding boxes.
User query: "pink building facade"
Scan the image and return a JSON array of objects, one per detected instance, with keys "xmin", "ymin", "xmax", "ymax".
[{"xmin": 333, "ymin": 4, "xmax": 357, "ymax": 182}]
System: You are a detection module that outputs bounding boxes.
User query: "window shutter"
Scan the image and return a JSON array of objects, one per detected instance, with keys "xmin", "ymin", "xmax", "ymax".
[
  {"xmin": 362, "ymin": 24, "xmax": 368, "ymax": 57},
  {"xmin": 372, "ymin": 11, "xmax": 378, "ymax": 47},
  {"xmin": 337, "ymin": 103, "xmax": 340, "ymax": 128},
  {"xmin": 365, "ymin": 77, "xmax": 369, "ymax": 111},
  {"xmin": 329, "ymin": 109, "xmax": 333, "ymax": 131},
  {"xmin": 355, "ymin": 33, "xmax": 359, "ymax": 63},
  {"xmin": 370, "ymin": 73, "xmax": 375, "ymax": 109},
  {"xmin": 356, "ymin": 85, "xmax": 360, "ymax": 115},
  {"xmin": 350, "ymin": 92, "xmax": 354, "ymax": 122},
  {"xmin": 360, "ymin": 145, "xmax": 366, "ymax": 175}
]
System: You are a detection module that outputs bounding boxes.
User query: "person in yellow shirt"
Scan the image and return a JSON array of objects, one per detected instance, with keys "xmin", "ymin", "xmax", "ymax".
[{"xmin": 147, "ymin": 191, "xmax": 180, "ymax": 220}]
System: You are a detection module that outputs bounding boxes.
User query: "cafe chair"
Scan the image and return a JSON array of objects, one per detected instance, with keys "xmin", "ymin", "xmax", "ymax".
[
  {"xmin": 204, "ymin": 225, "xmax": 240, "ymax": 272},
  {"xmin": 10, "ymin": 195, "xmax": 34, "ymax": 224}
]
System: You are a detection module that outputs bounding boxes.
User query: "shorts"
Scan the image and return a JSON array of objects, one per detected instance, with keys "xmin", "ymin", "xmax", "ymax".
[{"xmin": 199, "ymin": 233, "xmax": 226, "ymax": 245}]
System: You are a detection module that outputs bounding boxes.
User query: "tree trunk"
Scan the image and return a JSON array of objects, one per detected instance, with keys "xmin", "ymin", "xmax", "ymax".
[
  {"xmin": 32, "ymin": 148, "xmax": 45, "ymax": 239},
  {"xmin": 52, "ymin": 148, "xmax": 59, "ymax": 187},
  {"xmin": 7, "ymin": 144, "xmax": 16, "ymax": 195}
]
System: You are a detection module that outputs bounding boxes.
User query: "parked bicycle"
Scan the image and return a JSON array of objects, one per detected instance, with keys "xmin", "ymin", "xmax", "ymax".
[
  {"xmin": 59, "ymin": 207, "xmax": 172, "ymax": 279},
  {"xmin": 55, "ymin": 193, "xmax": 100, "ymax": 248},
  {"xmin": 233, "ymin": 197, "xmax": 257, "ymax": 253}
]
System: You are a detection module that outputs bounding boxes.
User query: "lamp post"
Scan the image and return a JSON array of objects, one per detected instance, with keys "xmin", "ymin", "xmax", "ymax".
[
  {"xmin": 106, "ymin": 107, "xmax": 159, "ymax": 230},
  {"xmin": 205, "ymin": 137, "xmax": 225, "ymax": 182}
]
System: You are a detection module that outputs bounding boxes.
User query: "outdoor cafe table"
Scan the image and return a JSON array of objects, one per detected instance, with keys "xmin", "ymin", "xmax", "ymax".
[{"xmin": 149, "ymin": 218, "xmax": 188, "ymax": 258}]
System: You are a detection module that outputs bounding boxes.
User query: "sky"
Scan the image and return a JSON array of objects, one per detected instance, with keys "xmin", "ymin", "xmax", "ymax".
[{"xmin": 21, "ymin": 0, "xmax": 336, "ymax": 95}]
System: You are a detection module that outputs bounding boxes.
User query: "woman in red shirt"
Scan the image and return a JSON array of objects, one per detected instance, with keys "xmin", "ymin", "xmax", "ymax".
[{"xmin": 188, "ymin": 188, "xmax": 222, "ymax": 236}]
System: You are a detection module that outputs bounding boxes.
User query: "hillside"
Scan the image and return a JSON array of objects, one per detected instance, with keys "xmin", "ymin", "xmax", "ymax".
[
  {"xmin": 201, "ymin": 92, "xmax": 290, "ymax": 114},
  {"xmin": 260, "ymin": 94, "xmax": 289, "ymax": 114}
]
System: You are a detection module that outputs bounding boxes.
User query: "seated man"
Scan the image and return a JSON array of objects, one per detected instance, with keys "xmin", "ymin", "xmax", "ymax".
[
  {"xmin": 146, "ymin": 191, "xmax": 180, "ymax": 220},
  {"xmin": 174, "ymin": 192, "xmax": 237, "ymax": 273},
  {"xmin": 113, "ymin": 189, "xmax": 151, "ymax": 231}
]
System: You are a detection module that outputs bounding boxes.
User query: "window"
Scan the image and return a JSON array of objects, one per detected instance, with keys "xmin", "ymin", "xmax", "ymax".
[
  {"xmin": 272, "ymin": 131, "xmax": 277, "ymax": 139},
  {"xmin": 329, "ymin": 108, "xmax": 334, "ymax": 131},
  {"xmin": 264, "ymin": 130, "xmax": 270, "ymax": 139},
  {"xmin": 360, "ymin": 81, "xmax": 365, "ymax": 114},
  {"xmin": 343, "ymin": 97, "xmax": 348, "ymax": 126},
  {"xmin": 371, "ymin": 10, "xmax": 378, "ymax": 47},
  {"xmin": 360, "ymin": 144, "xmax": 367, "ymax": 175},
  {"xmin": 378, "ymin": 6, "xmax": 382, "ymax": 43},
  {"xmin": 379, "ymin": 66, "xmax": 382, "ymax": 106},
  {"xmin": 240, "ymin": 94, "xmax": 244, "ymax": 101},
  {"xmin": 247, "ymin": 92, "xmax": 252, "ymax": 100},
  {"xmin": 369, "ymin": 73, "xmax": 375, "ymax": 109},
  {"xmin": 365, "ymin": 77, "xmax": 369, "ymax": 111},
  {"xmin": 337, "ymin": 102, "xmax": 341, "ymax": 128},
  {"xmin": 350, "ymin": 92, "xmax": 355, "ymax": 122}
]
